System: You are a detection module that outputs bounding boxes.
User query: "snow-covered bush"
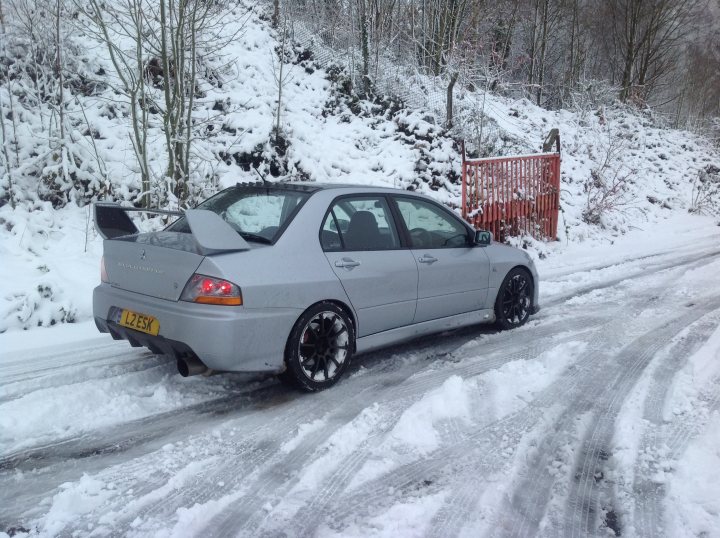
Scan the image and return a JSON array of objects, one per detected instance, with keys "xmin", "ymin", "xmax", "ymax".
[
  {"xmin": 0, "ymin": 0, "xmax": 111, "ymax": 208},
  {"xmin": 0, "ymin": 203, "xmax": 97, "ymax": 332},
  {"xmin": 689, "ymin": 165, "xmax": 720, "ymax": 216},
  {"xmin": 581, "ymin": 134, "xmax": 639, "ymax": 228}
]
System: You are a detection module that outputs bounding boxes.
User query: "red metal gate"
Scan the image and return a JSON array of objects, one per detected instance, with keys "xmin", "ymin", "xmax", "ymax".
[{"xmin": 461, "ymin": 149, "xmax": 561, "ymax": 241}]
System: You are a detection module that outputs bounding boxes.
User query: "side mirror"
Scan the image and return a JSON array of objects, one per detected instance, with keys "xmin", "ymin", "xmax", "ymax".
[{"xmin": 474, "ymin": 230, "xmax": 492, "ymax": 246}]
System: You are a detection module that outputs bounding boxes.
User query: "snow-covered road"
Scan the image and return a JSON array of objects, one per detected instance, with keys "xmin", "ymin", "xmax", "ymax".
[{"xmin": 2, "ymin": 228, "xmax": 720, "ymax": 537}]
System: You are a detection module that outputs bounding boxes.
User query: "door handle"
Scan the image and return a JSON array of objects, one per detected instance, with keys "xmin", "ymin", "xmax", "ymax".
[
  {"xmin": 418, "ymin": 255, "xmax": 438, "ymax": 264},
  {"xmin": 335, "ymin": 258, "xmax": 361, "ymax": 269}
]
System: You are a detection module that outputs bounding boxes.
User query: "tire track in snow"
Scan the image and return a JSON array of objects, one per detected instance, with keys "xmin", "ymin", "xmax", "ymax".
[
  {"xmin": 274, "ymin": 323, "xmax": 611, "ymax": 537},
  {"xmin": 543, "ymin": 248, "xmax": 720, "ymax": 308},
  {"xmin": 0, "ymin": 384, "xmax": 273, "ymax": 472},
  {"xmin": 164, "ymin": 310, "xmax": 598, "ymax": 537},
  {"xmin": 429, "ymin": 313, "xmax": 631, "ymax": 538},
  {"xmin": 203, "ymin": 323, "xmax": 598, "ymax": 537},
  {"xmin": 420, "ymin": 254, "xmax": 720, "ymax": 538},
  {"xmin": 258, "ymin": 313, "xmax": 616, "ymax": 537},
  {"xmin": 0, "ymin": 313, "xmax": 596, "ymax": 533},
  {"xmin": 489, "ymin": 283, "xmax": 720, "ymax": 538},
  {"xmin": 542, "ymin": 242, "xmax": 720, "ymax": 282},
  {"xmin": 87, "ymin": 355, "xmax": 444, "ymax": 535},
  {"xmin": 420, "ymin": 257, "xmax": 701, "ymax": 537},
  {"xmin": 119, "ymin": 363, "xmax": 451, "ymax": 536},
  {"xmin": 303, "ymin": 353, "xmax": 591, "ymax": 535},
  {"xmin": 631, "ymin": 312, "xmax": 720, "ymax": 537},
  {"xmin": 250, "ymin": 253, "xmax": 720, "ymax": 537},
  {"xmin": 563, "ymin": 302, "xmax": 720, "ymax": 538},
  {"xmin": 0, "ymin": 352, "xmax": 166, "ymax": 404},
  {"xmin": 1, "ymin": 340, "xmax": 122, "ymax": 378},
  {"xmin": 4, "ymin": 245, "xmax": 719, "ymax": 536}
]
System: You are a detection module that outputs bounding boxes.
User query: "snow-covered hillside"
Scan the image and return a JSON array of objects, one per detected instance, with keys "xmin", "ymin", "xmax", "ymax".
[
  {"xmin": 1, "ymin": 2, "xmax": 718, "ymax": 332},
  {"xmin": 0, "ymin": 1, "xmax": 718, "ymax": 332}
]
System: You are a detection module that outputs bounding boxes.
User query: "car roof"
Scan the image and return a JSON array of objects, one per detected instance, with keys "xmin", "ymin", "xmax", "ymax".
[{"xmin": 234, "ymin": 181, "xmax": 411, "ymax": 193}]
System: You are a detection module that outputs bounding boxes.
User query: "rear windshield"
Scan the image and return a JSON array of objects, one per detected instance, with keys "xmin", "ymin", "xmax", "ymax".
[{"xmin": 167, "ymin": 187, "xmax": 310, "ymax": 244}]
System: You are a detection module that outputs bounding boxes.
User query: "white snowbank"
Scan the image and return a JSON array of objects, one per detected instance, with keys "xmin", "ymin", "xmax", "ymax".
[
  {"xmin": 350, "ymin": 340, "xmax": 586, "ymax": 490},
  {"xmin": 0, "ymin": 204, "xmax": 102, "ymax": 333},
  {"xmin": 280, "ymin": 418, "xmax": 328, "ymax": 454},
  {"xmin": 665, "ymin": 411, "xmax": 720, "ymax": 537},
  {"xmin": 0, "ymin": 359, "xmax": 229, "ymax": 455},
  {"xmin": 41, "ymin": 474, "xmax": 116, "ymax": 537},
  {"xmin": 387, "ymin": 375, "xmax": 472, "ymax": 454},
  {"xmin": 317, "ymin": 491, "xmax": 448, "ymax": 538},
  {"xmin": 664, "ymin": 321, "xmax": 720, "ymax": 423}
]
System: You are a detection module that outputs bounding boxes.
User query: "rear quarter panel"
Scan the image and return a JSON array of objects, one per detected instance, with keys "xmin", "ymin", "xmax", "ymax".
[{"xmin": 197, "ymin": 192, "xmax": 353, "ymax": 314}]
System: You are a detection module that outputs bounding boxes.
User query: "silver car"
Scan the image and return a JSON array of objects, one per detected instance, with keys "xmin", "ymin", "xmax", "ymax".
[{"xmin": 93, "ymin": 183, "xmax": 540, "ymax": 391}]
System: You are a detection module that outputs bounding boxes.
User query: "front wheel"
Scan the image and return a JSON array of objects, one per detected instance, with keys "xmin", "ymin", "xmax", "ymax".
[
  {"xmin": 281, "ymin": 302, "xmax": 355, "ymax": 392},
  {"xmin": 494, "ymin": 267, "xmax": 534, "ymax": 330}
]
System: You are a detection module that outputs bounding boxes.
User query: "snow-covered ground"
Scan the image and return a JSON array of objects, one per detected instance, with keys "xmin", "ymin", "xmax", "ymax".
[
  {"xmin": 3, "ymin": 1, "xmax": 720, "ymax": 536},
  {"xmin": 2, "ymin": 217, "xmax": 720, "ymax": 537}
]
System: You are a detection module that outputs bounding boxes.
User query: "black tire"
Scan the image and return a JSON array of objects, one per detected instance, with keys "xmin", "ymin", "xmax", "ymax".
[
  {"xmin": 494, "ymin": 267, "xmax": 534, "ymax": 330},
  {"xmin": 280, "ymin": 302, "xmax": 355, "ymax": 392}
]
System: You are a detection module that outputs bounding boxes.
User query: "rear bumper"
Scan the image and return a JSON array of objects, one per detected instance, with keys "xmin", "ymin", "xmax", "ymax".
[
  {"xmin": 94, "ymin": 317, "xmax": 195, "ymax": 356},
  {"xmin": 93, "ymin": 284, "xmax": 301, "ymax": 373}
]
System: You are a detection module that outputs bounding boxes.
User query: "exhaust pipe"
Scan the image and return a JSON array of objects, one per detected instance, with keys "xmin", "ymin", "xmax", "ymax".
[{"xmin": 177, "ymin": 356, "xmax": 209, "ymax": 377}]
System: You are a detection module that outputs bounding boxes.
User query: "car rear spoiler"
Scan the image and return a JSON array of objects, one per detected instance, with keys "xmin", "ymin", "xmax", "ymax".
[{"xmin": 94, "ymin": 202, "xmax": 250, "ymax": 252}]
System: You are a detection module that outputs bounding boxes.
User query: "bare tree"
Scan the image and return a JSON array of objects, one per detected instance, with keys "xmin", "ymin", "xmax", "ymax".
[
  {"xmin": 601, "ymin": 0, "xmax": 702, "ymax": 104},
  {"xmin": 272, "ymin": 16, "xmax": 295, "ymax": 144},
  {"xmin": 1, "ymin": 0, "xmax": 102, "ymax": 206},
  {"xmin": 77, "ymin": 0, "xmax": 152, "ymax": 206},
  {"xmin": 78, "ymin": 0, "xmax": 246, "ymax": 206},
  {"xmin": 358, "ymin": 0, "xmax": 371, "ymax": 94},
  {"xmin": 0, "ymin": 46, "xmax": 16, "ymax": 208},
  {"xmin": 145, "ymin": 0, "xmax": 246, "ymax": 204}
]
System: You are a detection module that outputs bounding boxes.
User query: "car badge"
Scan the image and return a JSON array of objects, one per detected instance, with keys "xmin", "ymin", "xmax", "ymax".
[{"xmin": 140, "ymin": 249, "xmax": 146, "ymax": 260}]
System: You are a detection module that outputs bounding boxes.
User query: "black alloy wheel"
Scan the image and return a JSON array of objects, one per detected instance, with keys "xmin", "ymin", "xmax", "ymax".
[
  {"xmin": 282, "ymin": 302, "xmax": 354, "ymax": 392},
  {"xmin": 495, "ymin": 267, "xmax": 533, "ymax": 330}
]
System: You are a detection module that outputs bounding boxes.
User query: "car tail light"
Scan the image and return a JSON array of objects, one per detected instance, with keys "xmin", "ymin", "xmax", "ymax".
[
  {"xmin": 180, "ymin": 274, "xmax": 242, "ymax": 306},
  {"xmin": 100, "ymin": 256, "xmax": 109, "ymax": 283}
]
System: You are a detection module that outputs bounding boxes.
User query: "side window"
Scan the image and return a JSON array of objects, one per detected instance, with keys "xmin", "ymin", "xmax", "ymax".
[
  {"xmin": 320, "ymin": 211, "xmax": 343, "ymax": 251},
  {"xmin": 320, "ymin": 197, "xmax": 400, "ymax": 251},
  {"xmin": 396, "ymin": 198, "xmax": 470, "ymax": 249}
]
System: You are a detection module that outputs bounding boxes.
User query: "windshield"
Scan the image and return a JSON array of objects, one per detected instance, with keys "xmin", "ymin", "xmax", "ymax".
[{"xmin": 167, "ymin": 187, "xmax": 310, "ymax": 243}]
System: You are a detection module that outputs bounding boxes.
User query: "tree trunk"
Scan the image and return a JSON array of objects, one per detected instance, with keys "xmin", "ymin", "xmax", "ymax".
[
  {"xmin": 564, "ymin": 0, "xmax": 578, "ymax": 102},
  {"xmin": 133, "ymin": 0, "xmax": 150, "ymax": 207},
  {"xmin": 272, "ymin": 0, "xmax": 280, "ymax": 28},
  {"xmin": 446, "ymin": 71, "xmax": 458, "ymax": 127},
  {"xmin": 536, "ymin": 0, "xmax": 549, "ymax": 106},
  {"xmin": 358, "ymin": 0, "xmax": 370, "ymax": 95},
  {"xmin": 0, "ymin": 86, "xmax": 15, "ymax": 208},
  {"xmin": 159, "ymin": 0, "xmax": 176, "ymax": 188},
  {"xmin": 55, "ymin": 0, "xmax": 64, "ymax": 143},
  {"xmin": 528, "ymin": 0, "xmax": 540, "ymax": 90},
  {"xmin": 619, "ymin": 0, "xmax": 640, "ymax": 102}
]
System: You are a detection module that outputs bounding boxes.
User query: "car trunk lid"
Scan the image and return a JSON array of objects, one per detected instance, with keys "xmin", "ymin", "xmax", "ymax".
[
  {"xmin": 96, "ymin": 204, "xmax": 250, "ymax": 301},
  {"xmin": 104, "ymin": 232, "xmax": 205, "ymax": 301}
]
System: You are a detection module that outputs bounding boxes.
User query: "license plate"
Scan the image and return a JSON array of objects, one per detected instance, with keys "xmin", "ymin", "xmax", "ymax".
[{"xmin": 119, "ymin": 309, "xmax": 160, "ymax": 336}]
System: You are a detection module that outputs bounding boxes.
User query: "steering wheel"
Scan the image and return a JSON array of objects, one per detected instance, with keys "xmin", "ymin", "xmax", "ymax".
[
  {"xmin": 409, "ymin": 227, "xmax": 431, "ymax": 248},
  {"xmin": 443, "ymin": 232, "xmax": 468, "ymax": 247}
]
